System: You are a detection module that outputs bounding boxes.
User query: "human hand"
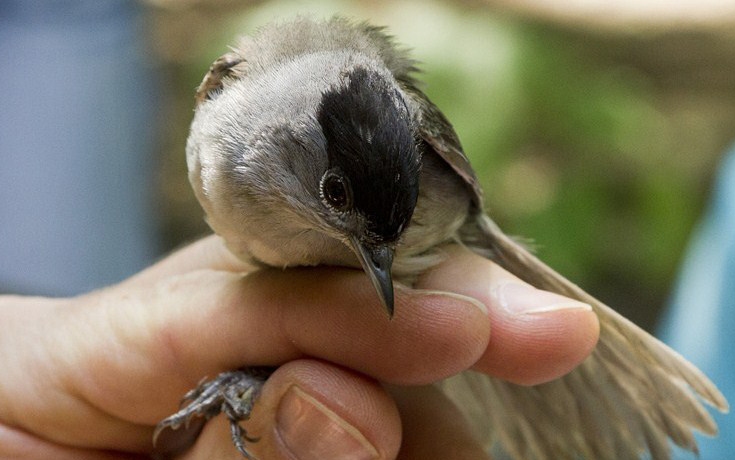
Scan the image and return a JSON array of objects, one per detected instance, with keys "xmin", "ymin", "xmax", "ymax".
[{"xmin": 0, "ymin": 236, "xmax": 599, "ymax": 459}]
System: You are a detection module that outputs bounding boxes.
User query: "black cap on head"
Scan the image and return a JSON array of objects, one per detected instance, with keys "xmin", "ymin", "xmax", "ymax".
[{"xmin": 317, "ymin": 66, "xmax": 421, "ymax": 243}]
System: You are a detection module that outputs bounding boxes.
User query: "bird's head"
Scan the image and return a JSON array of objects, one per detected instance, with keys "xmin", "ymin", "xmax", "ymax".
[
  {"xmin": 189, "ymin": 56, "xmax": 422, "ymax": 316},
  {"xmin": 312, "ymin": 66, "xmax": 422, "ymax": 316}
]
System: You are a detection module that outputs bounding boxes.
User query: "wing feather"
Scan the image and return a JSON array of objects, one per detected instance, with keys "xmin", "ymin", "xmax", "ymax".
[{"xmin": 449, "ymin": 213, "xmax": 728, "ymax": 459}]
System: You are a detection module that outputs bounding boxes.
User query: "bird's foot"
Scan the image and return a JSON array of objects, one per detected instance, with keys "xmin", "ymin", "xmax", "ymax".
[{"xmin": 154, "ymin": 367, "xmax": 272, "ymax": 459}]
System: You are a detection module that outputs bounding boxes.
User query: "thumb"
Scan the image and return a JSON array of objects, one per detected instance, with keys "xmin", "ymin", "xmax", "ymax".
[
  {"xmin": 175, "ymin": 360, "xmax": 401, "ymax": 460},
  {"xmin": 415, "ymin": 245, "xmax": 600, "ymax": 386}
]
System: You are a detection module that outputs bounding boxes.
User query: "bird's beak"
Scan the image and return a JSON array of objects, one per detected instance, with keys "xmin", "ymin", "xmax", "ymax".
[{"xmin": 349, "ymin": 236, "xmax": 395, "ymax": 317}]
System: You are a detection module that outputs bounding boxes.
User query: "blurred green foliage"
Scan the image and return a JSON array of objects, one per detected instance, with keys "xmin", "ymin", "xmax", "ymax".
[
  {"xmin": 162, "ymin": 0, "xmax": 733, "ymax": 329},
  {"xmin": 474, "ymin": 23, "xmax": 706, "ymax": 325},
  {"xmin": 449, "ymin": 21, "xmax": 724, "ymax": 327}
]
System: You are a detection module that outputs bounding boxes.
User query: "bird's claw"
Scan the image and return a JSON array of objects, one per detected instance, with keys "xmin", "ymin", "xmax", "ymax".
[{"xmin": 155, "ymin": 368, "xmax": 271, "ymax": 459}]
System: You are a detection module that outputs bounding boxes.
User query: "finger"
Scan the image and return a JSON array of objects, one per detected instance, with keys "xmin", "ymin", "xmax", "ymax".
[
  {"xmin": 0, "ymin": 423, "xmax": 146, "ymax": 460},
  {"xmin": 124, "ymin": 235, "xmax": 251, "ymax": 286},
  {"xmin": 0, "ymin": 296, "xmax": 153, "ymax": 452},
  {"xmin": 179, "ymin": 360, "xmax": 401, "ymax": 460},
  {"xmin": 175, "ymin": 417, "xmax": 245, "ymax": 460},
  {"xmin": 388, "ymin": 385, "xmax": 491, "ymax": 460},
  {"xmin": 416, "ymin": 245, "xmax": 600, "ymax": 385},
  {"xmin": 65, "ymin": 265, "xmax": 489, "ymax": 425}
]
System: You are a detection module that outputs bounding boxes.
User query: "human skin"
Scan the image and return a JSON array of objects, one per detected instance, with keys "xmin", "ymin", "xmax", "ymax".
[{"xmin": 0, "ymin": 236, "xmax": 599, "ymax": 459}]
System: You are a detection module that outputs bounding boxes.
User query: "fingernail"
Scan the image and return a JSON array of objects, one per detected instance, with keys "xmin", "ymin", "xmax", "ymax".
[
  {"xmin": 492, "ymin": 282, "xmax": 592, "ymax": 315},
  {"xmin": 276, "ymin": 385, "xmax": 379, "ymax": 460},
  {"xmin": 399, "ymin": 285, "xmax": 489, "ymax": 316}
]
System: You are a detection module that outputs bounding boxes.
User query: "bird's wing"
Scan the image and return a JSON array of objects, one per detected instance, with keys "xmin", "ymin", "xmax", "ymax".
[
  {"xmin": 401, "ymin": 81, "xmax": 728, "ymax": 459},
  {"xmin": 449, "ymin": 213, "xmax": 728, "ymax": 459},
  {"xmin": 194, "ymin": 51, "xmax": 246, "ymax": 106}
]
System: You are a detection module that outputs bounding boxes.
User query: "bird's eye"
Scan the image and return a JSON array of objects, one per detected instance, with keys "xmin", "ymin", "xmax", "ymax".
[{"xmin": 320, "ymin": 170, "xmax": 352, "ymax": 211}]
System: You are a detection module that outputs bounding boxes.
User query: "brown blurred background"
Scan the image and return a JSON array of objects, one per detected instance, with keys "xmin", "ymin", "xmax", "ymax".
[{"xmin": 143, "ymin": 0, "xmax": 735, "ymax": 331}]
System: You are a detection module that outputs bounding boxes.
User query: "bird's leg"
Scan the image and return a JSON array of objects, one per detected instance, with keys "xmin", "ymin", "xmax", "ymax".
[{"xmin": 155, "ymin": 367, "xmax": 273, "ymax": 459}]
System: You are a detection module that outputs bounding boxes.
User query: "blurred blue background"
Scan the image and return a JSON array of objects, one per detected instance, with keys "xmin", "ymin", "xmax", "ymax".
[{"xmin": 0, "ymin": 0, "xmax": 160, "ymax": 295}]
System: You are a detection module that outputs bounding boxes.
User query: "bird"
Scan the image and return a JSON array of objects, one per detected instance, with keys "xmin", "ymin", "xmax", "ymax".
[{"xmin": 155, "ymin": 16, "xmax": 729, "ymax": 460}]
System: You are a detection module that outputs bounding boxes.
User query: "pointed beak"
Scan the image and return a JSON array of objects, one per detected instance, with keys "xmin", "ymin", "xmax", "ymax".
[{"xmin": 349, "ymin": 236, "xmax": 395, "ymax": 317}]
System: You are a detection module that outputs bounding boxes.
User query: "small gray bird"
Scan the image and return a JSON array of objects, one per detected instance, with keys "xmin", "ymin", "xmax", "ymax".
[{"xmin": 156, "ymin": 17, "xmax": 728, "ymax": 459}]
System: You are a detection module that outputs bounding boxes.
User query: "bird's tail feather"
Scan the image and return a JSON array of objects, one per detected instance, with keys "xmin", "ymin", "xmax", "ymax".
[{"xmin": 441, "ymin": 213, "xmax": 728, "ymax": 460}]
